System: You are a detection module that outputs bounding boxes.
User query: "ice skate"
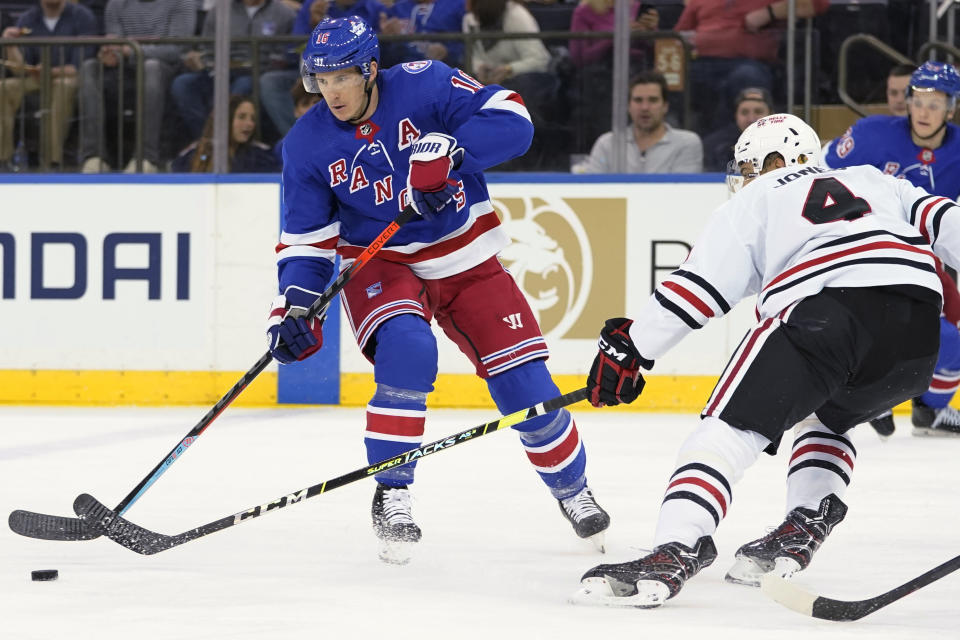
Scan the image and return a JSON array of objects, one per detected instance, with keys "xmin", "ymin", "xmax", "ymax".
[
  {"xmin": 868, "ymin": 410, "xmax": 895, "ymax": 439},
  {"xmin": 558, "ymin": 486, "xmax": 610, "ymax": 552},
  {"xmin": 912, "ymin": 400, "xmax": 960, "ymax": 437},
  {"xmin": 570, "ymin": 536, "xmax": 716, "ymax": 608},
  {"xmin": 371, "ymin": 483, "xmax": 421, "ymax": 565},
  {"xmin": 911, "ymin": 398, "xmax": 937, "ymax": 429},
  {"xmin": 724, "ymin": 493, "xmax": 847, "ymax": 587}
]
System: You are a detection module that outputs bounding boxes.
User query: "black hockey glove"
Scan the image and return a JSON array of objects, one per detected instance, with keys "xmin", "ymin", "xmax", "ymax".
[{"xmin": 587, "ymin": 317, "xmax": 646, "ymax": 407}]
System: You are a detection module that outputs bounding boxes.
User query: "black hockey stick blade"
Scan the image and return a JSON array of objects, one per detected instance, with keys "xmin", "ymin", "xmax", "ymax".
[
  {"xmin": 760, "ymin": 553, "xmax": 960, "ymax": 621},
  {"xmin": 75, "ymin": 387, "xmax": 589, "ymax": 555},
  {"xmin": 8, "ymin": 509, "xmax": 99, "ymax": 541},
  {"xmin": 10, "ymin": 206, "xmax": 418, "ymax": 543}
]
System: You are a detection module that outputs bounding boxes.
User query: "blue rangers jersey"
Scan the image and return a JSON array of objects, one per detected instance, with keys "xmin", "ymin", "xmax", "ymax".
[
  {"xmin": 823, "ymin": 114, "xmax": 960, "ymax": 198},
  {"xmin": 278, "ymin": 60, "xmax": 533, "ymax": 294}
]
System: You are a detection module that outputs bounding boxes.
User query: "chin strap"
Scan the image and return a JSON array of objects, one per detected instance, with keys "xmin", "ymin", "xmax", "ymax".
[
  {"xmin": 348, "ymin": 77, "xmax": 375, "ymax": 124},
  {"xmin": 909, "ymin": 115, "xmax": 948, "ymax": 142}
]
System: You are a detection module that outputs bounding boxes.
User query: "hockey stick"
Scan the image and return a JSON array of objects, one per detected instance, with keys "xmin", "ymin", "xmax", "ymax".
[
  {"xmin": 9, "ymin": 205, "xmax": 417, "ymax": 542},
  {"xmin": 760, "ymin": 553, "xmax": 960, "ymax": 621},
  {"xmin": 73, "ymin": 387, "xmax": 588, "ymax": 555}
]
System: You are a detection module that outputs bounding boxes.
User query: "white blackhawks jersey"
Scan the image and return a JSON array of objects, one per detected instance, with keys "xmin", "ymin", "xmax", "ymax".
[{"xmin": 630, "ymin": 163, "xmax": 960, "ymax": 361}]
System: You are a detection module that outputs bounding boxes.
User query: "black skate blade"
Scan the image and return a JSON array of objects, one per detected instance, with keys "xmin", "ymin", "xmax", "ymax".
[{"xmin": 8, "ymin": 509, "xmax": 100, "ymax": 541}]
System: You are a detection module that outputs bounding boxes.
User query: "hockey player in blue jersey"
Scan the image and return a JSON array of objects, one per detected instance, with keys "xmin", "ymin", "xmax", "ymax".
[
  {"xmin": 266, "ymin": 16, "xmax": 610, "ymax": 563},
  {"xmin": 824, "ymin": 61, "xmax": 960, "ymax": 198},
  {"xmin": 825, "ymin": 61, "xmax": 960, "ymax": 437}
]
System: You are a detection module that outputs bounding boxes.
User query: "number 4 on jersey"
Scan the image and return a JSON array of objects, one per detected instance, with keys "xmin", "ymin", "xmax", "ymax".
[{"xmin": 802, "ymin": 177, "xmax": 872, "ymax": 224}]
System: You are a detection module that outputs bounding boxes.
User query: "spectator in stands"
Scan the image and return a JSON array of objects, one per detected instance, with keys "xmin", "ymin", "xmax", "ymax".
[
  {"xmin": 272, "ymin": 78, "xmax": 322, "ymax": 165},
  {"xmin": 0, "ymin": 0, "xmax": 98, "ymax": 170},
  {"xmin": 702, "ymin": 87, "xmax": 772, "ymax": 172},
  {"xmin": 378, "ymin": 0, "xmax": 465, "ymax": 67},
  {"xmin": 675, "ymin": 0, "xmax": 829, "ymax": 133},
  {"xmin": 568, "ymin": 0, "xmax": 658, "ymax": 69},
  {"xmin": 575, "ymin": 70, "xmax": 702, "ymax": 173},
  {"xmin": 463, "ymin": 0, "xmax": 549, "ymax": 85},
  {"xmin": 171, "ymin": 94, "xmax": 280, "ymax": 172},
  {"xmin": 463, "ymin": 0, "xmax": 557, "ymax": 169},
  {"xmin": 171, "ymin": 0, "xmax": 296, "ymax": 141},
  {"xmin": 79, "ymin": 0, "xmax": 196, "ymax": 173},
  {"xmin": 886, "ymin": 63, "xmax": 914, "ymax": 117}
]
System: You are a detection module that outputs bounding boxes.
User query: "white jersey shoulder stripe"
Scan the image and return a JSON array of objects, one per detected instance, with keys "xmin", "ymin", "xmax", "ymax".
[{"xmin": 480, "ymin": 89, "xmax": 531, "ymax": 121}]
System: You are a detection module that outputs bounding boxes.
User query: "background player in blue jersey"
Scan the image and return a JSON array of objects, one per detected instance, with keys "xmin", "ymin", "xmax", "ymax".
[
  {"xmin": 824, "ymin": 61, "xmax": 960, "ymax": 437},
  {"xmin": 266, "ymin": 16, "xmax": 610, "ymax": 564}
]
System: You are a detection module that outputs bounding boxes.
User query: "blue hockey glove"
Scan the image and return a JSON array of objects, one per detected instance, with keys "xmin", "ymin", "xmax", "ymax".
[
  {"xmin": 587, "ymin": 317, "xmax": 647, "ymax": 407},
  {"xmin": 266, "ymin": 286, "xmax": 326, "ymax": 364},
  {"xmin": 407, "ymin": 132, "xmax": 464, "ymax": 218}
]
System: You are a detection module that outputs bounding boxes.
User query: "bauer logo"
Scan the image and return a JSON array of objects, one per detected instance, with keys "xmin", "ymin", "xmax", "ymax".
[{"xmin": 494, "ymin": 197, "xmax": 627, "ymax": 339}]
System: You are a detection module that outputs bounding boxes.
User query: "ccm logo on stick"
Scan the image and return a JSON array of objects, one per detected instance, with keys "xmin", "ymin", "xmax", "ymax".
[{"xmin": 0, "ymin": 231, "xmax": 190, "ymax": 300}]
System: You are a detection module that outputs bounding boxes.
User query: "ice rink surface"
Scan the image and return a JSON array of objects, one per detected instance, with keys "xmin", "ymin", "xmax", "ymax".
[{"xmin": 1, "ymin": 405, "xmax": 957, "ymax": 640}]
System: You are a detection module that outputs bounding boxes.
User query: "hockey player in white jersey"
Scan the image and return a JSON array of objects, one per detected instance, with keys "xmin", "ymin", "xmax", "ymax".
[{"xmin": 572, "ymin": 113, "xmax": 960, "ymax": 608}]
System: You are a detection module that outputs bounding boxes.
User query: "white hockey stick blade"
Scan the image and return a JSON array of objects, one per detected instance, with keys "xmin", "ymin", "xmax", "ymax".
[{"xmin": 760, "ymin": 573, "xmax": 818, "ymax": 616}]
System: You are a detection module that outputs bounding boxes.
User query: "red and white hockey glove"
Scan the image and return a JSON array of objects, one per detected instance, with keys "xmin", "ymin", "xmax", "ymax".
[
  {"xmin": 266, "ymin": 286, "xmax": 326, "ymax": 364},
  {"xmin": 587, "ymin": 317, "xmax": 646, "ymax": 407},
  {"xmin": 407, "ymin": 132, "xmax": 464, "ymax": 218}
]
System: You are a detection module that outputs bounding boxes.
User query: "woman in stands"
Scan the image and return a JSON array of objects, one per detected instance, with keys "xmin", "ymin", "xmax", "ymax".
[
  {"xmin": 172, "ymin": 95, "xmax": 280, "ymax": 173},
  {"xmin": 568, "ymin": 0, "xmax": 658, "ymax": 68},
  {"xmin": 463, "ymin": 0, "xmax": 558, "ymax": 168},
  {"xmin": 463, "ymin": 0, "xmax": 551, "ymax": 85}
]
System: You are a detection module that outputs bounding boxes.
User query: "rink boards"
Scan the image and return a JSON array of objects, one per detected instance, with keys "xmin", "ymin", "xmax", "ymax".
[{"xmin": 0, "ymin": 174, "xmax": 764, "ymax": 410}]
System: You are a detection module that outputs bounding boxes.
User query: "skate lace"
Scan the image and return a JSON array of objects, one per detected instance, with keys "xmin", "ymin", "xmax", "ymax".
[
  {"xmin": 560, "ymin": 488, "xmax": 601, "ymax": 522},
  {"xmin": 381, "ymin": 488, "xmax": 416, "ymax": 525},
  {"xmin": 933, "ymin": 406, "xmax": 960, "ymax": 430}
]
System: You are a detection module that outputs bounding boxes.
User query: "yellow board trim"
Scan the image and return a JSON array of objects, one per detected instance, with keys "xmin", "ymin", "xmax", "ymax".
[
  {"xmin": 341, "ymin": 372, "xmax": 927, "ymax": 414},
  {"xmin": 0, "ymin": 370, "xmax": 934, "ymax": 415},
  {"xmin": 0, "ymin": 370, "xmax": 277, "ymax": 406},
  {"xmin": 341, "ymin": 372, "xmax": 719, "ymax": 412}
]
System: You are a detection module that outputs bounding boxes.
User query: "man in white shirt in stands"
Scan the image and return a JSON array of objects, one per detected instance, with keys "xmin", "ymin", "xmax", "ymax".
[{"xmin": 576, "ymin": 70, "xmax": 703, "ymax": 174}]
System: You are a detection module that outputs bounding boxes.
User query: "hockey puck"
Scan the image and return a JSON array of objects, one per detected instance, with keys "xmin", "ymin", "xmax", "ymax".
[{"xmin": 31, "ymin": 569, "xmax": 58, "ymax": 582}]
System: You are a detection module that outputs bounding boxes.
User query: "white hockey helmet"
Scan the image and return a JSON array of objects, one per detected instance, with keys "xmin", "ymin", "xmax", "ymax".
[{"xmin": 733, "ymin": 113, "xmax": 822, "ymax": 177}]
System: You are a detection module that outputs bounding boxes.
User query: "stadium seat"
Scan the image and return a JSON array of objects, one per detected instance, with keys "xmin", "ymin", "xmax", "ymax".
[{"xmin": 526, "ymin": 3, "xmax": 575, "ymax": 49}]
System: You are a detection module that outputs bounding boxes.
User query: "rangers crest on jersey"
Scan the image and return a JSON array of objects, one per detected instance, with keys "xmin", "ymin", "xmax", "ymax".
[
  {"xmin": 883, "ymin": 161, "xmax": 900, "ymax": 175},
  {"xmin": 401, "ymin": 61, "xmax": 432, "ymax": 74},
  {"xmin": 919, "ymin": 148, "xmax": 936, "ymax": 164}
]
